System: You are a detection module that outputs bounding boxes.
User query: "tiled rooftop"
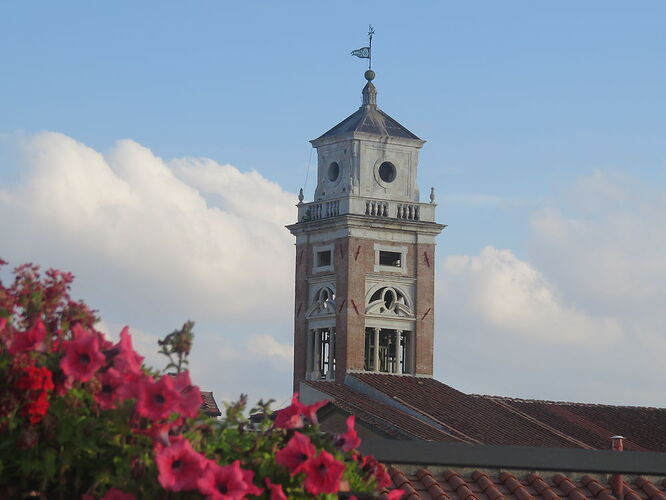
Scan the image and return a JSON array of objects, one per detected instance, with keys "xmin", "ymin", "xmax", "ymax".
[
  {"xmin": 307, "ymin": 381, "xmax": 460, "ymax": 442},
  {"xmin": 200, "ymin": 391, "xmax": 221, "ymax": 417},
  {"xmin": 387, "ymin": 468, "xmax": 666, "ymax": 500},
  {"xmin": 307, "ymin": 374, "xmax": 666, "ymax": 451}
]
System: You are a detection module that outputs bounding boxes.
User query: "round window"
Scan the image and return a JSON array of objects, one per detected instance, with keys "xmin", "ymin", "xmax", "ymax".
[
  {"xmin": 378, "ymin": 162, "xmax": 396, "ymax": 183},
  {"xmin": 328, "ymin": 162, "xmax": 340, "ymax": 182}
]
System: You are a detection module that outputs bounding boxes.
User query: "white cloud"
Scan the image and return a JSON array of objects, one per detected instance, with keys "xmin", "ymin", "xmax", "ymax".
[
  {"xmin": 441, "ymin": 246, "xmax": 621, "ymax": 344},
  {"xmin": 0, "ymin": 131, "xmax": 297, "ymax": 405},
  {"xmin": 437, "ymin": 169, "xmax": 666, "ymax": 406}
]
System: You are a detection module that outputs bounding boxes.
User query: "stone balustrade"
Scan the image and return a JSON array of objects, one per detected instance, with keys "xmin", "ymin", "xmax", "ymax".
[{"xmin": 297, "ymin": 196, "xmax": 436, "ymax": 223}]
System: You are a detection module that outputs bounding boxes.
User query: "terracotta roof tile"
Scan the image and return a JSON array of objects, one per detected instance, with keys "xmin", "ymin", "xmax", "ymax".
[
  {"xmin": 345, "ymin": 373, "xmax": 666, "ymax": 451},
  {"xmin": 305, "ymin": 381, "xmax": 461, "ymax": 442},
  {"xmin": 386, "ymin": 469, "xmax": 666, "ymax": 500},
  {"xmin": 481, "ymin": 396, "xmax": 666, "ymax": 451},
  {"xmin": 635, "ymin": 477, "xmax": 666, "ymax": 500},
  {"xmin": 200, "ymin": 391, "xmax": 221, "ymax": 417},
  {"xmin": 351, "ymin": 374, "xmax": 587, "ymax": 448}
]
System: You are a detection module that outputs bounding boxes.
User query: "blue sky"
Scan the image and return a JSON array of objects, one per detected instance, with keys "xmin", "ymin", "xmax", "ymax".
[{"xmin": 1, "ymin": 2, "xmax": 666, "ymax": 406}]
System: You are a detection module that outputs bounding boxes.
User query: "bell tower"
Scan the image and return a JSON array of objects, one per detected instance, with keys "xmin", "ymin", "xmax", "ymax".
[{"xmin": 287, "ymin": 70, "xmax": 444, "ymax": 391}]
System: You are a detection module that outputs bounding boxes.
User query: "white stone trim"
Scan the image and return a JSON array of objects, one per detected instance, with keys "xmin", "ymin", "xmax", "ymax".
[
  {"xmin": 373, "ymin": 243, "xmax": 408, "ymax": 274},
  {"xmin": 312, "ymin": 243, "xmax": 334, "ymax": 273}
]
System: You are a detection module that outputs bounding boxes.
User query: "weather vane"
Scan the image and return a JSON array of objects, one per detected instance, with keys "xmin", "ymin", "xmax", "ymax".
[{"xmin": 351, "ymin": 25, "xmax": 374, "ymax": 70}]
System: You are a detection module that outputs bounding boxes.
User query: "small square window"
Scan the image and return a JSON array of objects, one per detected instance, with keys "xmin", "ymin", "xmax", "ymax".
[
  {"xmin": 317, "ymin": 250, "xmax": 331, "ymax": 268},
  {"xmin": 379, "ymin": 251, "xmax": 401, "ymax": 267}
]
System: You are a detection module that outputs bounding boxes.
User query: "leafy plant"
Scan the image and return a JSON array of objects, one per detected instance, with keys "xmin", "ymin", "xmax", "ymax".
[{"xmin": 0, "ymin": 259, "xmax": 401, "ymax": 499}]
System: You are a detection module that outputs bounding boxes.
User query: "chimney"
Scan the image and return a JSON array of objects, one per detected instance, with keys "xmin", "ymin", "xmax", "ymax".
[{"xmin": 610, "ymin": 435, "xmax": 625, "ymax": 499}]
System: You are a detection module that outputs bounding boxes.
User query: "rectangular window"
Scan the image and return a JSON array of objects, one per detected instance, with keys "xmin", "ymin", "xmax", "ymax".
[
  {"xmin": 379, "ymin": 251, "xmax": 401, "ymax": 267},
  {"xmin": 317, "ymin": 250, "xmax": 331, "ymax": 268}
]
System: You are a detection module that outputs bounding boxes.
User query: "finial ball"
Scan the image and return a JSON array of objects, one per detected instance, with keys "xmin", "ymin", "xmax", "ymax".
[{"xmin": 364, "ymin": 69, "xmax": 375, "ymax": 82}]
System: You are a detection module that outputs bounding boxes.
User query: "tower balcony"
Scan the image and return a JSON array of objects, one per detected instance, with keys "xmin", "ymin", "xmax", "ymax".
[{"xmin": 297, "ymin": 196, "xmax": 437, "ymax": 224}]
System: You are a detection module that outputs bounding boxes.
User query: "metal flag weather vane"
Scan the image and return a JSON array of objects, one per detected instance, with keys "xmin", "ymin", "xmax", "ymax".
[{"xmin": 351, "ymin": 25, "xmax": 374, "ymax": 69}]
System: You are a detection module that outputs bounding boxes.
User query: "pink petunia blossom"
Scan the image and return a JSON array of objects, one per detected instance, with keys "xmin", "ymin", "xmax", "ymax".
[
  {"xmin": 112, "ymin": 326, "xmax": 144, "ymax": 376},
  {"xmin": 171, "ymin": 371, "xmax": 202, "ymax": 419},
  {"xmin": 302, "ymin": 450, "xmax": 346, "ymax": 495},
  {"xmin": 197, "ymin": 459, "xmax": 254, "ymax": 500},
  {"xmin": 9, "ymin": 319, "xmax": 47, "ymax": 355},
  {"xmin": 100, "ymin": 488, "xmax": 137, "ymax": 500},
  {"xmin": 273, "ymin": 393, "xmax": 305, "ymax": 429},
  {"xmin": 137, "ymin": 375, "xmax": 180, "ymax": 420},
  {"xmin": 155, "ymin": 436, "xmax": 206, "ymax": 492},
  {"xmin": 94, "ymin": 368, "xmax": 125, "ymax": 410},
  {"xmin": 264, "ymin": 478, "xmax": 288, "ymax": 500},
  {"xmin": 335, "ymin": 415, "xmax": 361, "ymax": 451},
  {"xmin": 301, "ymin": 399, "xmax": 328, "ymax": 425},
  {"xmin": 275, "ymin": 432, "xmax": 316, "ymax": 476},
  {"xmin": 59, "ymin": 324, "xmax": 106, "ymax": 382}
]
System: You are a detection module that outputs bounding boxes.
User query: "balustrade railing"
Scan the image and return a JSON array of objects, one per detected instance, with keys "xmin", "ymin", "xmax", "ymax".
[{"xmin": 298, "ymin": 196, "xmax": 435, "ymax": 223}]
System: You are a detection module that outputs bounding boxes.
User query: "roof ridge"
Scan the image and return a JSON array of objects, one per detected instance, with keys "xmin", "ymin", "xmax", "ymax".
[
  {"xmin": 476, "ymin": 394, "xmax": 665, "ymax": 411},
  {"xmin": 487, "ymin": 397, "xmax": 594, "ymax": 450},
  {"xmin": 392, "ymin": 395, "xmax": 483, "ymax": 445}
]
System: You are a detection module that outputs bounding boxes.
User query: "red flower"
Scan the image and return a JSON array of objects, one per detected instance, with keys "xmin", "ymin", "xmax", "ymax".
[
  {"xmin": 100, "ymin": 488, "xmax": 137, "ymax": 500},
  {"xmin": 274, "ymin": 393, "xmax": 305, "ymax": 429},
  {"xmin": 335, "ymin": 415, "xmax": 361, "ymax": 451},
  {"xmin": 95, "ymin": 368, "xmax": 124, "ymax": 410},
  {"xmin": 240, "ymin": 468, "xmax": 263, "ymax": 497},
  {"xmin": 21, "ymin": 390, "xmax": 50, "ymax": 424},
  {"xmin": 112, "ymin": 326, "xmax": 144, "ymax": 375},
  {"xmin": 264, "ymin": 478, "xmax": 288, "ymax": 500},
  {"xmin": 359, "ymin": 454, "xmax": 391, "ymax": 489},
  {"xmin": 137, "ymin": 375, "xmax": 180, "ymax": 420},
  {"xmin": 385, "ymin": 490, "xmax": 405, "ymax": 500},
  {"xmin": 9, "ymin": 319, "xmax": 47, "ymax": 355},
  {"xmin": 301, "ymin": 399, "xmax": 328, "ymax": 425},
  {"xmin": 303, "ymin": 450, "xmax": 346, "ymax": 495},
  {"xmin": 274, "ymin": 393, "xmax": 328, "ymax": 428},
  {"xmin": 275, "ymin": 432, "xmax": 316, "ymax": 476},
  {"xmin": 171, "ymin": 371, "xmax": 202, "ymax": 419},
  {"xmin": 16, "ymin": 365, "xmax": 54, "ymax": 392},
  {"xmin": 197, "ymin": 460, "xmax": 255, "ymax": 500},
  {"xmin": 155, "ymin": 436, "xmax": 206, "ymax": 492},
  {"xmin": 59, "ymin": 324, "xmax": 105, "ymax": 382}
]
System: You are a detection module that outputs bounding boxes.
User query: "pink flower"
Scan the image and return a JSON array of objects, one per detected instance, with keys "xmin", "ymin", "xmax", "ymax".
[
  {"xmin": 274, "ymin": 394, "xmax": 305, "ymax": 429},
  {"xmin": 155, "ymin": 437, "xmax": 206, "ymax": 492},
  {"xmin": 303, "ymin": 450, "xmax": 346, "ymax": 495},
  {"xmin": 137, "ymin": 375, "xmax": 180, "ymax": 420},
  {"xmin": 302, "ymin": 399, "xmax": 328, "ymax": 425},
  {"xmin": 100, "ymin": 488, "xmax": 136, "ymax": 500},
  {"xmin": 335, "ymin": 415, "xmax": 361, "ymax": 451},
  {"xmin": 264, "ymin": 478, "xmax": 288, "ymax": 500},
  {"xmin": 359, "ymin": 455, "xmax": 392, "ymax": 488},
  {"xmin": 171, "ymin": 371, "xmax": 202, "ymax": 419},
  {"xmin": 95, "ymin": 368, "xmax": 124, "ymax": 410},
  {"xmin": 9, "ymin": 319, "xmax": 47, "ymax": 355},
  {"xmin": 240, "ymin": 468, "xmax": 263, "ymax": 497},
  {"xmin": 197, "ymin": 459, "xmax": 254, "ymax": 500},
  {"xmin": 275, "ymin": 432, "xmax": 316, "ymax": 476},
  {"xmin": 60, "ymin": 324, "xmax": 105, "ymax": 382},
  {"xmin": 385, "ymin": 490, "xmax": 405, "ymax": 500},
  {"xmin": 112, "ymin": 326, "xmax": 144, "ymax": 376},
  {"xmin": 274, "ymin": 393, "xmax": 328, "ymax": 428}
]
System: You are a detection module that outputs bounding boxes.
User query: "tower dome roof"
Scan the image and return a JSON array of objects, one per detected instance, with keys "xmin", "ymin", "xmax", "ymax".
[{"xmin": 313, "ymin": 71, "xmax": 421, "ymax": 142}]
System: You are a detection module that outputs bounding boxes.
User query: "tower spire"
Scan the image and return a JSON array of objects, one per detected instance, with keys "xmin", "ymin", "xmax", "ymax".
[{"xmin": 362, "ymin": 69, "xmax": 377, "ymax": 107}]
